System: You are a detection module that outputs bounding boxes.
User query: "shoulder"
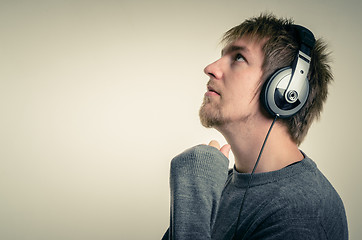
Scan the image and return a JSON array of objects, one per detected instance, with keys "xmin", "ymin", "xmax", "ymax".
[
  {"xmin": 259, "ymin": 157, "xmax": 348, "ymax": 239},
  {"xmin": 277, "ymin": 158, "xmax": 345, "ymax": 214}
]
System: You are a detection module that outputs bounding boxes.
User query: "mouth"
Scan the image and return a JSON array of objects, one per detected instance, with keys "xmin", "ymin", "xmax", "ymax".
[{"xmin": 206, "ymin": 85, "xmax": 221, "ymax": 96}]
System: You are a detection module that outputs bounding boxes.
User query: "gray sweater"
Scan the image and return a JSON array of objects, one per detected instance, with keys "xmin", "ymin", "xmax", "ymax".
[{"xmin": 163, "ymin": 145, "xmax": 348, "ymax": 239}]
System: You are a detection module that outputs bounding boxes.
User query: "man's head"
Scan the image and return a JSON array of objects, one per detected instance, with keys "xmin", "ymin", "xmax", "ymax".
[{"xmin": 199, "ymin": 13, "xmax": 332, "ymax": 145}]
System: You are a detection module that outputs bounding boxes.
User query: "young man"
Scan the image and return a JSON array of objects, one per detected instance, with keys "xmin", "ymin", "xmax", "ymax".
[{"xmin": 162, "ymin": 13, "xmax": 348, "ymax": 239}]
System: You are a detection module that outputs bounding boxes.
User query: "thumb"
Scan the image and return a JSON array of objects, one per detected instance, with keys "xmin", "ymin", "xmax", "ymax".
[
  {"xmin": 208, "ymin": 140, "xmax": 220, "ymax": 149},
  {"xmin": 219, "ymin": 144, "xmax": 231, "ymax": 159}
]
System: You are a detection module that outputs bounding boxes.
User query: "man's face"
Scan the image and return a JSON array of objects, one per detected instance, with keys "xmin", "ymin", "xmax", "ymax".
[{"xmin": 199, "ymin": 36, "xmax": 265, "ymax": 128}]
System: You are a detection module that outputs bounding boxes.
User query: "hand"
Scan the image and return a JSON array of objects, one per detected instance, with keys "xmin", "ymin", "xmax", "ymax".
[{"xmin": 208, "ymin": 140, "xmax": 231, "ymax": 159}]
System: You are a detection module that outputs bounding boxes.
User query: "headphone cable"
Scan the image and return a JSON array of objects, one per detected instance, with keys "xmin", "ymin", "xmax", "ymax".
[{"xmin": 232, "ymin": 114, "xmax": 279, "ymax": 239}]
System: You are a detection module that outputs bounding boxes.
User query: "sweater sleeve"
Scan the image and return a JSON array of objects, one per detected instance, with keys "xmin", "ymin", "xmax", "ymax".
[{"xmin": 165, "ymin": 145, "xmax": 229, "ymax": 240}]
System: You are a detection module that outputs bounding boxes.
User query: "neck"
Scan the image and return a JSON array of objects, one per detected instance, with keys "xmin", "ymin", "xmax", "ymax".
[{"xmin": 216, "ymin": 116, "xmax": 303, "ymax": 173}]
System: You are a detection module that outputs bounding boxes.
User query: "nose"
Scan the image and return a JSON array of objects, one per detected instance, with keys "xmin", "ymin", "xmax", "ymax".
[{"xmin": 204, "ymin": 59, "xmax": 223, "ymax": 80}]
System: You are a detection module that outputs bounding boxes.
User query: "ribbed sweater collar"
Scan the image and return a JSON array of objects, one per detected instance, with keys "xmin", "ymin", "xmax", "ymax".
[{"xmin": 230, "ymin": 154, "xmax": 317, "ymax": 188}]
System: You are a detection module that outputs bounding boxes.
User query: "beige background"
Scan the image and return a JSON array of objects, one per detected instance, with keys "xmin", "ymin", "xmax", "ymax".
[{"xmin": 1, "ymin": 0, "xmax": 361, "ymax": 239}]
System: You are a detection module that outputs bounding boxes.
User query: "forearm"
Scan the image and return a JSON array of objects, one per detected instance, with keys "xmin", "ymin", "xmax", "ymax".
[{"xmin": 168, "ymin": 145, "xmax": 229, "ymax": 239}]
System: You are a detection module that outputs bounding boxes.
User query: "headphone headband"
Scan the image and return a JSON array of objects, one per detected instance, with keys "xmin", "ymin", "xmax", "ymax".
[{"xmin": 292, "ymin": 24, "xmax": 316, "ymax": 56}]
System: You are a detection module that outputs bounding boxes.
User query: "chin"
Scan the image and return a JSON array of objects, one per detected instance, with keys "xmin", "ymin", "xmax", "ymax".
[{"xmin": 199, "ymin": 102, "xmax": 224, "ymax": 128}]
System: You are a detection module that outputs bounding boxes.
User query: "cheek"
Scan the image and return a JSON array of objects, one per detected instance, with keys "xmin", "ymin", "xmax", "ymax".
[
  {"xmin": 238, "ymin": 69, "xmax": 263, "ymax": 96},
  {"xmin": 224, "ymin": 71, "xmax": 263, "ymax": 110},
  {"xmin": 226, "ymin": 80, "xmax": 256, "ymax": 104}
]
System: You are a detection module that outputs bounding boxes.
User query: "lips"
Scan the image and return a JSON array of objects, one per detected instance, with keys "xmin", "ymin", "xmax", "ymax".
[{"xmin": 207, "ymin": 84, "xmax": 221, "ymax": 96}]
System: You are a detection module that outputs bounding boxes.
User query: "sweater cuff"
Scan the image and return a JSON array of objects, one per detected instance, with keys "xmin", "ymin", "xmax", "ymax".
[{"xmin": 170, "ymin": 144, "xmax": 229, "ymax": 181}]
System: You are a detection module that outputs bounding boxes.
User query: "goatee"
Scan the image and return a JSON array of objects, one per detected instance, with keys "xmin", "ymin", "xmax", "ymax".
[{"xmin": 199, "ymin": 97, "xmax": 225, "ymax": 128}]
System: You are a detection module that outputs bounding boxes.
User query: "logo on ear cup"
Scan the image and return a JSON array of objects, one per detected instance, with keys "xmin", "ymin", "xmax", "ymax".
[{"xmin": 262, "ymin": 67, "xmax": 309, "ymax": 118}]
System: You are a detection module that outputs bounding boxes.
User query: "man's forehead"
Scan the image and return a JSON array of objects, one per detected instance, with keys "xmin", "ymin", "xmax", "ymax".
[
  {"xmin": 222, "ymin": 44, "xmax": 250, "ymax": 56},
  {"xmin": 221, "ymin": 37, "xmax": 264, "ymax": 56}
]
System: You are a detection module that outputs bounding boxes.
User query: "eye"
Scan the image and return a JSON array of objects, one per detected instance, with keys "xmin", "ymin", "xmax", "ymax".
[{"xmin": 234, "ymin": 53, "xmax": 246, "ymax": 62}]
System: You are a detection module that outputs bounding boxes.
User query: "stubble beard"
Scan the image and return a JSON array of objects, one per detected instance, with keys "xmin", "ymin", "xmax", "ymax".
[
  {"xmin": 199, "ymin": 96, "xmax": 226, "ymax": 128},
  {"xmin": 199, "ymin": 96, "xmax": 252, "ymax": 129}
]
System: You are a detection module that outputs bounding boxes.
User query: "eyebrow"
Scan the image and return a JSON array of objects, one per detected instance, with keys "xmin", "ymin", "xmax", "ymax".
[{"xmin": 221, "ymin": 45, "xmax": 250, "ymax": 56}]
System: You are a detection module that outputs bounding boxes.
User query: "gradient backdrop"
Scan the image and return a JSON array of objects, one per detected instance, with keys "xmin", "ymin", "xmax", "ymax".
[{"xmin": 1, "ymin": 0, "xmax": 361, "ymax": 239}]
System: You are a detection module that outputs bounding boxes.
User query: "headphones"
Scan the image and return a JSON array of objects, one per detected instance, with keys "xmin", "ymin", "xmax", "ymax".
[{"xmin": 262, "ymin": 25, "xmax": 316, "ymax": 118}]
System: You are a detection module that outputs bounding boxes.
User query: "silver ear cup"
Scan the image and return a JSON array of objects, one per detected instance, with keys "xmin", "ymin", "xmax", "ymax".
[{"xmin": 263, "ymin": 67, "xmax": 309, "ymax": 118}]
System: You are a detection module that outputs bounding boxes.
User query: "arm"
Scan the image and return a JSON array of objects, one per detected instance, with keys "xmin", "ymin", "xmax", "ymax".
[{"xmin": 165, "ymin": 143, "xmax": 229, "ymax": 240}]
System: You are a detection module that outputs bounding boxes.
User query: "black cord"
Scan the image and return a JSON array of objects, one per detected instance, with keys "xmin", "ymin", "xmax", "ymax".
[{"xmin": 232, "ymin": 115, "xmax": 279, "ymax": 240}]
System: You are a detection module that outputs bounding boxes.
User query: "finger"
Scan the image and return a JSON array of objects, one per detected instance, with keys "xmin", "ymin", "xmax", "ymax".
[
  {"xmin": 220, "ymin": 144, "xmax": 231, "ymax": 159},
  {"xmin": 208, "ymin": 140, "xmax": 220, "ymax": 150}
]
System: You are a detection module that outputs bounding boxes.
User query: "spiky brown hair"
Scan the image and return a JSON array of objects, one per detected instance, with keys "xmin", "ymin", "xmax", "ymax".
[{"xmin": 222, "ymin": 13, "xmax": 333, "ymax": 145}]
